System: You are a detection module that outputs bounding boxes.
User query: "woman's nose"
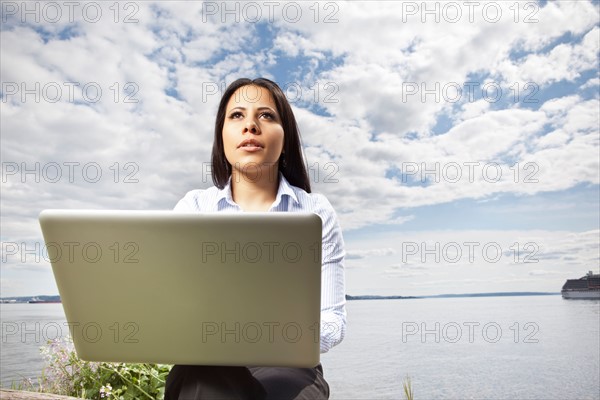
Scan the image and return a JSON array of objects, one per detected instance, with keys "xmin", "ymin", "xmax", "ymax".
[{"xmin": 243, "ymin": 120, "xmax": 260, "ymax": 134}]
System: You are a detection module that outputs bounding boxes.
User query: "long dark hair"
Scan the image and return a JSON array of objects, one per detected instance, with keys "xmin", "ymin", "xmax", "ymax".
[{"xmin": 211, "ymin": 78, "xmax": 311, "ymax": 193}]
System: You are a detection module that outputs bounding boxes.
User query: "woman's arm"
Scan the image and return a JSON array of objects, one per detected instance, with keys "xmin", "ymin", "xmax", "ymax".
[{"xmin": 315, "ymin": 194, "xmax": 347, "ymax": 353}]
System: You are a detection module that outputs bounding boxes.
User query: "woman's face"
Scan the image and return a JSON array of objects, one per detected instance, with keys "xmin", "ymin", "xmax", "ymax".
[{"xmin": 222, "ymin": 85, "xmax": 285, "ymax": 176}]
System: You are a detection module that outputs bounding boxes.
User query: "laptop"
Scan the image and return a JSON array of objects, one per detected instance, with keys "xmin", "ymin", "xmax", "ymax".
[{"xmin": 38, "ymin": 210, "xmax": 322, "ymax": 367}]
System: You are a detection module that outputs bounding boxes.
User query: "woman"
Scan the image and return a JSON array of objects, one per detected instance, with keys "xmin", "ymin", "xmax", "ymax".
[{"xmin": 165, "ymin": 78, "xmax": 346, "ymax": 400}]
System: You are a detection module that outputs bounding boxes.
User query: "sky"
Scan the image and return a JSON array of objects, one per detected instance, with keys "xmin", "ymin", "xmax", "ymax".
[{"xmin": 1, "ymin": 1, "xmax": 599, "ymax": 297}]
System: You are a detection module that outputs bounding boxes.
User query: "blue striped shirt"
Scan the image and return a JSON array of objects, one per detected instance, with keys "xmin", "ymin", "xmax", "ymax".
[{"xmin": 174, "ymin": 173, "xmax": 347, "ymax": 353}]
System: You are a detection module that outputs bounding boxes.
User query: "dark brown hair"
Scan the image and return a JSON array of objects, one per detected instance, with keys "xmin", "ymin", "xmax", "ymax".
[{"xmin": 211, "ymin": 78, "xmax": 311, "ymax": 193}]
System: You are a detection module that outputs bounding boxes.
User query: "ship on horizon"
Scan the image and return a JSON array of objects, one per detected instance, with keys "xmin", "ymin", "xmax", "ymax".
[
  {"xmin": 27, "ymin": 296, "xmax": 61, "ymax": 304},
  {"xmin": 561, "ymin": 271, "xmax": 600, "ymax": 299}
]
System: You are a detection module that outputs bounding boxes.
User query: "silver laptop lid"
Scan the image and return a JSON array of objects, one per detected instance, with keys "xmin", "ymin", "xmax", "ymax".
[{"xmin": 39, "ymin": 210, "xmax": 322, "ymax": 367}]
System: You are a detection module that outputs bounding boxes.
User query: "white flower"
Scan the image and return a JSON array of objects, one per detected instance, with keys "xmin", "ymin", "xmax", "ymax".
[{"xmin": 100, "ymin": 384, "xmax": 113, "ymax": 398}]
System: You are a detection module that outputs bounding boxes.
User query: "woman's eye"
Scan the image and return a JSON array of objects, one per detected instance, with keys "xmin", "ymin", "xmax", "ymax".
[{"xmin": 228, "ymin": 111, "xmax": 275, "ymax": 120}]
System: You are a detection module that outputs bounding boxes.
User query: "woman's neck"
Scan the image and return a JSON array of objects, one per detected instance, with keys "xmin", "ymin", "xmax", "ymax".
[{"xmin": 230, "ymin": 167, "xmax": 280, "ymax": 212}]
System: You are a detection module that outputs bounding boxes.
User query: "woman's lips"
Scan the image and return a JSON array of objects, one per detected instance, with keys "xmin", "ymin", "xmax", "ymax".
[
  {"xmin": 237, "ymin": 139, "xmax": 264, "ymax": 152},
  {"xmin": 239, "ymin": 145, "xmax": 263, "ymax": 152}
]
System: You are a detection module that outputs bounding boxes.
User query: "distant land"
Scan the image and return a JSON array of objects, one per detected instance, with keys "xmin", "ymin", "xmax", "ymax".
[
  {"xmin": 0, "ymin": 295, "xmax": 61, "ymax": 304},
  {"xmin": 346, "ymin": 292, "xmax": 560, "ymax": 300},
  {"xmin": 1, "ymin": 292, "xmax": 561, "ymax": 303}
]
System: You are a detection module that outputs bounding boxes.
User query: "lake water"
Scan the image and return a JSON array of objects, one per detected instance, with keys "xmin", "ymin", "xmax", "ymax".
[{"xmin": 2, "ymin": 296, "xmax": 599, "ymax": 399}]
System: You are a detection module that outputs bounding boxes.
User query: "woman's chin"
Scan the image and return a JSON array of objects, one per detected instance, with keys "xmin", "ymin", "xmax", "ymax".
[
  {"xmin": 230, "ymin": 159, "xmax": 279, "ymax": 170},
  {"xmin": 229, "ymin": 160, "xmax": 280, "ymax": 180}
]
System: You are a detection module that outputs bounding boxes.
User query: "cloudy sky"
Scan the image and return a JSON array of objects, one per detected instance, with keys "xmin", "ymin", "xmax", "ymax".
[{"xmin": 1, "ymin": 1, "xmax": 598, "ymax": 297}]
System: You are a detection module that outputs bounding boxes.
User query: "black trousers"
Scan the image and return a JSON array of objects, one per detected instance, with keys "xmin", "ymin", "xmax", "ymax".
[{"xmin": 164, "ymin": 364, "xmax": 329, "ymax": 400}]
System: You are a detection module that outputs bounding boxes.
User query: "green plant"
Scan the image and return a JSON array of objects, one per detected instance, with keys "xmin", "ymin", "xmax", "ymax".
[
  {"xmin": 402, "ymin": 375, "xmax": 414, "ymax": 400},
  {"xmin": 18, "ymin": 336, "xmax": 171, "ymax": 399}
]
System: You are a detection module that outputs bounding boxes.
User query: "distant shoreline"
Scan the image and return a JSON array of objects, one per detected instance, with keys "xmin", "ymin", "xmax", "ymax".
[
  {"xmin": 0, "ymin": 295, "xmax": 61, "ymax": 304},
  {"xmin": 1, "ymin": 292, "xmax": 561, "ymax": 303},
  {"xmin": 346, "ymin": 292, "xmax": 560, "ymax": 300}
]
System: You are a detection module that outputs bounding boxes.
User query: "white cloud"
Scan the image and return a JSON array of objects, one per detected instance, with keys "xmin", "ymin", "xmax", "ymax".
[
  {"xmin": 580, "ymin": 77, "xmax": 600, "ymax": 90},
  {"xmin": 346, "ymin": 247, "xmax": 396, "ymax": 260},
  {"xmin": 497, "ymin": 27, "xmax": 599, "ymax": 86},
  {"xmin": 344, "ymin": 229, "xmax": 600, "ymax": 295},
  {"xmin": 0, "ymin": 278, "xmax": 25, "ymax": 296},
  {"xmin": 528, "ymin": 269, "xmax": 566, "ymax": 276},
  {"xmin": 457, "ymin": 99, "xmax": 491, "ymax": 121},
  {"xmin": 1, "ymin": 1, "xmax": 598, "ymax": 295}
]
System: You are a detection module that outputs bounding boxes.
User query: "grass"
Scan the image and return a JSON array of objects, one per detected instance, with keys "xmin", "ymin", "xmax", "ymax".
[
  {"xmin": 403, "ymin": 375, "xmax": 414, "ymax": 400},
  {"xmin": 11, "ymin": 336, "xmax": 171, "ymax": 399}
]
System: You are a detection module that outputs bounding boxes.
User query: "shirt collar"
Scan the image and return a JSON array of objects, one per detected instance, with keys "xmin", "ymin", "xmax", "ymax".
[
  {"xmin": 215, "ymin": 178, "xmax": 237, "ymax": 209},
  {"xmin": 216, "ymin": 173, "xmax": 299, "ymax": 210},
  {"xmin": 272, "ymin": 172, "xmax": 299, "ymax": 209}
]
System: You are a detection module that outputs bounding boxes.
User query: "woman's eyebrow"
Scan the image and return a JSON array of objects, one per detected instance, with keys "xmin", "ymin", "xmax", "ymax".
[
  {"xmin": 228, "ymin": 106, "xmax": 277, "ymax": 112},
  {"xmin": 257, "ymin": 106, "xmax": 278, "ymax": 113}
]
